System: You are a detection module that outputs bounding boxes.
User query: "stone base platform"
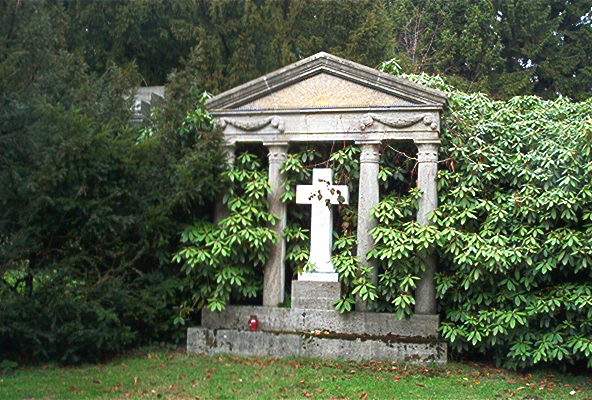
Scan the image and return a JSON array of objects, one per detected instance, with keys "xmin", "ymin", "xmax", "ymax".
[
  {"xmin": 188, "ymin": 328, "xmax": 446, "ymax": 364},
  {"xmin": 187, "ymin": 306, "xmax": 447, "ymax": 365}
]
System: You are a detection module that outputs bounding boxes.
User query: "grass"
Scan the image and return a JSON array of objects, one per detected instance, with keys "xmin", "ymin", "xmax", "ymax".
[{"xmin": 1, "ymin": 349, "xmax": 591, "ymax": 399}]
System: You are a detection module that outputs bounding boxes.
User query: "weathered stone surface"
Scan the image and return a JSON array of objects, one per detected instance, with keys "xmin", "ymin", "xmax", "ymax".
[
  {"xmin": 186, "ymin": 325, "xmax": 215, "ymax": 353},
  {"xmin": 296, "ymin": 168, "xmax": 348, "ymax": 282},
  {"xmin": 415, "ymin": 142, "xmax": 439, "ymax": 315},
  {"xmin": 215, "ymin": 110, "xmax": 442, "ymax": 145},
  {"xmin": 187, "ymin": 327, "xmax": 447, "ymax": 365},
  {"xmin": 201, "ymin": 306, "xmax": 439, "ymax": 338},
  {"xmin": 300, "ymin": 335, "xmax": 446, "ymax": 364},
  {"xmin": 131, "ymin": 86, "xmax": 165, "ymax": 125},
  {"xmin": 355, "ymin": 142, "xmax": 381, "ymax": 311},
  {"xmin": 239, "ymin": 73, "xmax": 415, "ymax": 110},
  {"xmin": 291, "ymin": 281, "xmax": 341, "ymax": 310},
  {"xmin": 263, "ymin": 143, "xmax": 288, "ymax": 306}
]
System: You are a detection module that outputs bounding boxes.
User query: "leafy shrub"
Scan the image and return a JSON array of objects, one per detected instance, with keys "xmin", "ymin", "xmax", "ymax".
[
  {"xmin": 0, "ymin": 272, "xmax": 185, "ymax": 364},
  {"xmin": 173, "ymin": 152, "xmax": 277, "ymax": 316},
  {"xmin": 370, "ymin": 70, "xmax": 592, "ymax": 368}
]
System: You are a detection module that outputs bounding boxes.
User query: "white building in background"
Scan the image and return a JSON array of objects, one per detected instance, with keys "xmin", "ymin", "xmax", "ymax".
[{"xmin": 131, "ymin": 86, "xmax": 165, "ymax": 125}]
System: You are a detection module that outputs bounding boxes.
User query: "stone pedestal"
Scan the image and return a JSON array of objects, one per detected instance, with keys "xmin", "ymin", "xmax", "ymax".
[
  {"xmin": 415, "ymin": 141, "xmax": 439, "ymax": 315},
  {"xmin": 355, "ymin": 142, "xmax": 381, "ymax": 311},
  {"xmin": 291, "ymin": 281, "xmax": 341, "ymax": 310},
  {"xmin": 263, "ymin": 142, "xmax": 288, "ymax": 306}
]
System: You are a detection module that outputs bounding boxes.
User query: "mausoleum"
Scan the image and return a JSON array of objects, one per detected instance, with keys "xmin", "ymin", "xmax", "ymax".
[{"xmin": 187, "ymin": 52, "xmax": 448, "ymax": 364}]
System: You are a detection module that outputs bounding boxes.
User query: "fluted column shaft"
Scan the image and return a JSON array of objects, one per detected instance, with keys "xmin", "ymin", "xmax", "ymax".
[
  {"xmin": 263, "ymin": 142, "xmax": 289, "ymax": 306},
  {"xmin": 415, "ymin": 141, "xmax": 439, "ymax": 315},
  {"xmin": 355, "ymin": 141, "xmax": 381, "ymax": 311}
]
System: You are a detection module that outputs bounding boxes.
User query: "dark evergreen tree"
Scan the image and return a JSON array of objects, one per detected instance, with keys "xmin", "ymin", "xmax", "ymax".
[
  {"xmin": 388, "ymin": 0, "xmax": 591, "ymax": 99},
  {"xmin": 37, "ymin": 0, "xmax": 590, "ymax": 99},
  {"xmin": 0, "ymin": 0, "xmax": 224, "ymax": 363},
  {"xmin": 62, "ymin": 0, "xmax": 201, "ymax": 85}
]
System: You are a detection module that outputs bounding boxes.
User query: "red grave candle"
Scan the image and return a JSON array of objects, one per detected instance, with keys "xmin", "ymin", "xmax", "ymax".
[{"xmin": 248, "ymin": 315, "xmax": 259, "ymax": 331}]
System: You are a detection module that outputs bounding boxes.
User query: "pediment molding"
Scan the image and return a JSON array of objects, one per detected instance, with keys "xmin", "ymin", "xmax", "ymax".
[{"xmin": 207, "ymin": 52, "xmax": 448, "ymax": 111}]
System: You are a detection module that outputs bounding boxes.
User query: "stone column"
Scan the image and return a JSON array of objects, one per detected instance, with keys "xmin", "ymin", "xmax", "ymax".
[
  {"xmin": 214, "ymin": 144, "xmax": 236, "ymax": 222},
  {"xmin": 415, "ymin": 141, "xmax": 439, "ymax": 315},
  {"xmin": 263, "ymin": 142, "xmax": 289, "ymax": 306},
  {"xmin": 355, "ymin": 141, "xmax": 381, "ymax": 311}
]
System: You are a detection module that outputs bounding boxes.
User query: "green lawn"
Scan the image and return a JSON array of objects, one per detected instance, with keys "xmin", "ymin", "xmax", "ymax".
[{"xmin": 1, "ymin": 349, "xmax": 591, "ymax": 399}]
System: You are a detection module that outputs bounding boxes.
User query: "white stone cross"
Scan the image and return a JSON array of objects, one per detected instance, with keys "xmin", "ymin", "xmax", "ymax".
[{"xmin": 296, "ymin": 168, "xmax": 349, "ymax": 282}]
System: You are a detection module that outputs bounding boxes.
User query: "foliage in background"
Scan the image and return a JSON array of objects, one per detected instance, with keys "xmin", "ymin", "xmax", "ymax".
[
  {"xmin": 0, "ymin": 0, "xmax": 592, "ymax": 100},
  {"xmin": 4, "ymin": 0, "xmax": 590, "ymax": 99},
  {"xmin": 387, "ymin": 0, "xmax": 592, "ymax": 99}
]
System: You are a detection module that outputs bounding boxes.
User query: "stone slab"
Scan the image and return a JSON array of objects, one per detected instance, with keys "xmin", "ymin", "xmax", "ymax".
[
  {"xmin": 187, "ymin": 327, "xmax": 446, "ymax": 365},
  {"xmin": 202, "ymin": 306, "xmax": 439, "ymax": 338}
]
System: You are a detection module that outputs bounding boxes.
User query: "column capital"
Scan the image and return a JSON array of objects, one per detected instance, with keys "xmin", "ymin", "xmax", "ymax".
[
  {"xmin": 264, "ymin": 142, "xmax": 288, "ymax": 164},
  {"xmin": 357, "ymin": 142, "xmax": 381, "ymax": 164},
  {"xmin": 416, "ymin": 141, "xmax": 439, "ymax": 163},
  {"xmin": 223, "ymin": 143, "xmax": 236, "ymax": 165}
]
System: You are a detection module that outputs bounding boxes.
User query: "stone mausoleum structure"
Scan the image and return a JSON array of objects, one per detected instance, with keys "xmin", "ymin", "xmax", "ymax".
[{"xmin": 187, "ymin": 52, "xmax": 448, "ymax": 364}]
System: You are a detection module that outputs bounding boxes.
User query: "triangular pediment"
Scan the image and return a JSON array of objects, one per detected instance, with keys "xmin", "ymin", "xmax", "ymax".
[{"xmin": 207, "ymin": 52, "xmax": 447, "ymax": 111}]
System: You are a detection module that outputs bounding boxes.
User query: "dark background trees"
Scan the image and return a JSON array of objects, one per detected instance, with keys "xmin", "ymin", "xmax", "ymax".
[{"xmin": 41, "ymin": 0, "xmax": 592, "ymax": 100}]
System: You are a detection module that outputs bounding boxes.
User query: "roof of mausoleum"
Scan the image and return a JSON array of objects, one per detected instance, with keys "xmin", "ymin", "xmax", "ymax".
[{"xmin": 206, "ymin": 52, "xmax": 447, "ymax": 111}]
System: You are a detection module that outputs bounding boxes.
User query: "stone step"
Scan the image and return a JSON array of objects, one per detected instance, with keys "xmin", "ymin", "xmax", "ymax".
[
  {"xmin": 201, "ymin": 306, "xmax": 439, "ymax": 339},
  {"xmin": 187, "ymin": 327, "xmax": 446, "ymax": 365}
]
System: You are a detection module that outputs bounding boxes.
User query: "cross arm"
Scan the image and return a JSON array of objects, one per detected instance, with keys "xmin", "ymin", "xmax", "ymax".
[{"xmin": 296, "ymin": 184, "xmax": 349, "ymax": 205}]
